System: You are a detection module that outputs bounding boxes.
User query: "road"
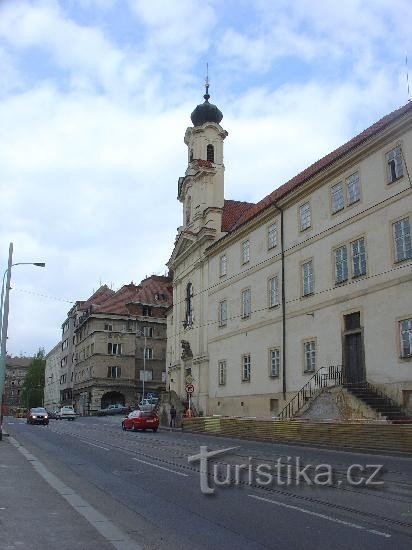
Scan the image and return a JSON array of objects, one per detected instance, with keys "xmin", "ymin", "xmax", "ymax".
[{"xmin": 4, "ymin": 415, "xmax": 412, "ymax": 549}]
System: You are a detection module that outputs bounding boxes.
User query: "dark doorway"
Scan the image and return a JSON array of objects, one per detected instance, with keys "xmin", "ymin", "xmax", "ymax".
[{"xmin": 343, "ymin": 312, "xmax": 365, "ymax": 384}]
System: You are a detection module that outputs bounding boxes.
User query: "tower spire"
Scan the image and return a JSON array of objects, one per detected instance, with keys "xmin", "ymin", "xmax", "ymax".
[{"xmin": 204, "ymin": 63, "xmax": 210, "ymax": 101}]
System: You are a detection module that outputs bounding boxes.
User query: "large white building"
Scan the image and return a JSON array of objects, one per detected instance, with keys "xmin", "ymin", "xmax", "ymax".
[{"xmin": 167, "ymin": 89, "xmax": 412, "ymax": 419}]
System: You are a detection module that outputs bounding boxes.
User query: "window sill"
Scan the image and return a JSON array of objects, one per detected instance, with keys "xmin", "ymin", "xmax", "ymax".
[
  {"xmin": 269, "ymin": 375, "xmax": 280, "ymax": 379},
  {"xmin": 241, "ymin": 379, "xmax": 251, "ymax": 383},
  {"xmin": 268, "ymin": 304, "xmax": 280, "ymax": 309},
  {"xmin": 394, "ymin": 257, "xmax": 412, "ymax": 265},
  {"xmin": 301, "ymin": 292, "xmax": 314, "ymax": 299},
  {"xmin": 399, "ymin": 355, "xmax": 412, "ymax": 361},
  {"xmin": 218, "ymin": 324, "xmax": 227, "ymax": 329},
  {"xmin": 300, "ymin": 226, "xmax": 312, "ymax": 233},
  {"xmin": 334, "ymin": 280, "xmax": 348, "ymax": 287},
  {"xmin": 387, "ymin": 175, "xmax": 404, "ymax": 185},
  {"xmin": 303, "ymin": 370, "xmax": 315, "ymax": 375},
  {"xmin": 241, "ymin": 316, "xmax": 251, "ymax": 320}
]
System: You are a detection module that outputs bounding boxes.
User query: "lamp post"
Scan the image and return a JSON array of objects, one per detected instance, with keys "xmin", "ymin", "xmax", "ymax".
[
  {"xmin": 0, "ymin": 243, "xmax": 45, "ymax": 440},
  {"xmin": 136, "ymin": 328, "xmax": 147, "ymax": 403}
]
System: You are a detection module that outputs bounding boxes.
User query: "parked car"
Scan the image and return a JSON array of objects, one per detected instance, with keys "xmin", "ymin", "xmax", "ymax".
[
  {"xmin": 56, "ymin": 406, "xmax": 76, "ymax": 420},
  {"xmin": 47, "ymin": 410, "xmax": 59, "ymax": 419},
  {"xmin": 98, "ymin": 403, "xmax": 130, "ymax": 416},
  {"xmin": 27, "ymin": 407, "xmax": 49, "ymax": 425},
  {"xmin": 121, "ymin": 409, "xmax": 159, "ymax": 432},
  {"xmin": 139, "ymin": 398, "xmax": 159, "ymax": 407}
]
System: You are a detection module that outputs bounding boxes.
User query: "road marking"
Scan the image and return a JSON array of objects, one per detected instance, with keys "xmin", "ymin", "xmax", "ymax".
[
  {"xmin": 9, "ymin": 437, "xmax": 142, "ymax": 550},
  {"xmin": 248, "ymin": 494, "xmax": 391, "ymax": 539},
  {"xmin": 132, "ymin": 457, "xmax": 188, "ymax": 477},
  {"xmin": 79, "ymin": 440, "xmax": 110, "ymax": 451}
]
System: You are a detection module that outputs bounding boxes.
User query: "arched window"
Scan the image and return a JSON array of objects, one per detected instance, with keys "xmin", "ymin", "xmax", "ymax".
[
  {"xmin": 207, "ymin": 144, "xmax": 214, "ymax": 162},
  {"xmin": 185, "ymin": 196, "xmax": 191, "ymax": 225},
  {"xmin": 185, "ymin": 283, "xmax": 194, "ymax": 327},
  {"xmin": 189, "ymin": 148, "xmax": 194, "ymax": 161}
]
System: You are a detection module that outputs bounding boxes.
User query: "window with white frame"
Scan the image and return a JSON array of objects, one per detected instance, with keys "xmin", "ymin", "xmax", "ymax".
[
  {"xmin": 267, "ymin": 222, "xmax": 277, "ymax": 249},
  {"xmin": 268, "ymin": 276, "xmax": 279, "ymax": 308},
  {"xmin": 386, "ymin": 146, "xmax": 403, "ymax": 183},
  {"xmin": 299, "ymin": 202, "xmax": 311, "ymax": 231},
  {"xmin": 144, "ymin": 348, "xmax": 153, "ymax": 359},
  {"xmin": 185, "ymin": 282, "xmax": 194, "ymax": 327},
  {"xmin": 400, "ymin": 319, "xmax": 412, "ymax": 358},
  {"xmin": 302, "ymin": 260, "xmax": 314, "ymax": 296},
  {"xmin": 241, "ymin": 240, "xmax": 250, "ymax": 264},
  {"xmin": 107, "ymin": 366, "xmax": 121, "ymax": 378},
  {"xmin": 242, "ymin": 354, "xmax": 251, "ymax": 381},
  {"xmin": 143, "ymin": 326, "xmax": 153, "ymax": 337},
  {"xmin": 108, "ymin": 342, "xmax": 122, "ymax": 355},
  {"xmin": 351, "ymin": 237, "xmax": 366, "ymax": 277},
  {"xmin": 241, "ymin": 288, "xmax": 251, "ymax": 319},
  {"xmin": 219, "ymin": 300, "xmax": 228, "ymax": 327},
  {"xmin": 303, "ymin": 341, "xmax": 316, "ymax": 372},
  {"xmin": 331, "ymin": 182, "xmax": 344, "ymax": 213},
  {"xmin": 219, "ymin": 254, "xmax": 227, "ymax": 276},
  {"xmin": 269, "ymin": 348, "xmax": 280, "ymax": 378},
  {"xmin": 218, "ymin": 360, "xmax": 227, "ymax": 385},
  {"xmin": 334, "ymin": 245, "xmax": 348, "ymax": 283},
  {"xmin": 346, "ymin": 172, "xmax": 360, "ymax": 205},
  {"xmin": 104, "ymin": 323, "xmax": 113, "ymax": 331},
  {"xmin": 393, "ymin": 218, "xmax": 411, "ymax": 262}
]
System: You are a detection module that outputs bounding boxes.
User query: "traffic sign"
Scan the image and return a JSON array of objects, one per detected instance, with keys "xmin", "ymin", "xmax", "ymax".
[
  {"xmin": 186, "ymin": 384, "xmax": 194, "ymax": 394},
  {"xmin": 185, "ymin": 374, "xmax": 194, "ymax": 384}
]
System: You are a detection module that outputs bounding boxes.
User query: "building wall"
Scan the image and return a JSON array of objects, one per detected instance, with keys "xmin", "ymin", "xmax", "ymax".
[
  {"xmin": 3, "ymin": 357, "xmax": 31, "ymax": 413},
  {"xmin": 44, "ymin": 343, "xmax": 61, "ymax": 410}
]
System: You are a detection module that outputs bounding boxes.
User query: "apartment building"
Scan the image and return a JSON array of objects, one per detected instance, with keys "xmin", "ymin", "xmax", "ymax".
[
  {"xmin": 44, "ymin": 343, "xmax": 62, "ymax": 411},
  {"xmin": 3, "ymin": 355, "xmax": 32, "ymax": 413},
  {"xmin": 72, "ymin": 276, "xmax": 172, "ymax": 414},
  {"xmin": 167, "ymin": 90, "xmax": 412, "ymax": 418}
]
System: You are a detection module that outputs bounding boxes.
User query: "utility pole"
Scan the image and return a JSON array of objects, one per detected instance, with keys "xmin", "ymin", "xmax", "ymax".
[{"xmin": 0, "ymin": 243, "xmax": 13, "ymax": 440}]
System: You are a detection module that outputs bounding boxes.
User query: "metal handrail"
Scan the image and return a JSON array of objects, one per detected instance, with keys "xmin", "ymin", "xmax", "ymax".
[{"xmin": 278, "ymin": 365, "xmax": 343, "ymax": 420}]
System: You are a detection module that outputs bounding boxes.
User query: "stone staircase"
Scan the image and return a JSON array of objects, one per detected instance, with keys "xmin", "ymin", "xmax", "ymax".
[{"xmin": 345, "ymin": 383, "xmax": 412, "ymax": 423}]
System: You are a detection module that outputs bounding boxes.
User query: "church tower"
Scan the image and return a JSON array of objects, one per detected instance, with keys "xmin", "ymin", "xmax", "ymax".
[{"xmin": 177, "ymin": 79, "xmax": 228, "ymax": 237}]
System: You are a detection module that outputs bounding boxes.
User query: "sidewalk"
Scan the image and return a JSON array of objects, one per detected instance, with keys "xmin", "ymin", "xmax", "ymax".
[{"xmin": 0, "ymin": 435, "xmax": 114, "ymax": 550}]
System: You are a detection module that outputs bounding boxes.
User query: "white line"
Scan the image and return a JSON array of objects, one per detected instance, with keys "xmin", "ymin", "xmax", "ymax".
[
  {"xmin": 248, "ymin": 494, "xmax": 391, "ymax": 539},
  {"xmin": 9, "ymin": 437, "xmax": 142, "ymax": 550},
  {"xmin": 79, "ymin": 440, "xmax": 109, "ymax": 451},
  {"xmin": 132, "ymin": 457, "xmax": 188, "ymax": 477}
]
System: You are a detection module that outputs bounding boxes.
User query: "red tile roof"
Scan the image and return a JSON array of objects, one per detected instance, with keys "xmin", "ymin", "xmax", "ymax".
[
  {"xmin": 79, "ymin": 285, "xmax": 115, "ymax": 310},
  {"xmin": 93, "ymin": 276, "xmax": 172, "ymax": 315},
  {"xmin": 221, "ymin": 199, "xmax": 255, "ymax": 232},
  {"xmin": 223, "ymin": 102, "xmax": 412, "ymax": 234}
]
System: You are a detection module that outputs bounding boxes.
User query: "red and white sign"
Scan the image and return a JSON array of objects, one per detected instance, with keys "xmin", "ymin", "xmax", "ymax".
[{"xmin": 186, "ymin": 384, "xmax": 194, "ymax": 394}]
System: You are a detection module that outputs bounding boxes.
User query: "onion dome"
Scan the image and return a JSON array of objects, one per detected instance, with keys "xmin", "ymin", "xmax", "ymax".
[{"xmin": 190, "ymin": 81, "xmax": 223, "ymax": 127}]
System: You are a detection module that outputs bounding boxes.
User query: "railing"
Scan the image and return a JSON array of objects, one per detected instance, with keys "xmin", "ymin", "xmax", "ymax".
[{"xmin": 278, "ymin": 365, "xmax": 343, "ymax": 420}]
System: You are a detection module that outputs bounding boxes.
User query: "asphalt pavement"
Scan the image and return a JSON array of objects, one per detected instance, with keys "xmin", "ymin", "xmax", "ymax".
[{"xmin": 1, "ymin": 415, "xmax": 412, "ymax": 550}]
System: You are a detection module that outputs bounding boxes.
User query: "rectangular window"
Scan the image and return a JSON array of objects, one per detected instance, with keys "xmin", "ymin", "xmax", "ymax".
[
  {"xmin": 242, "ymin": 354, "xmax": 251, "ymax": 382},
  {"xmin": 104, "ymin": 323, "xmax": 113, "ymax": 331},
  {"xmin": 299, "ymin": 202, "xmax": 311, "ymax": 231},
  {"xmin": 218, "ymin": 360, "xmax": 226, "ymax": 385},
  {"xmin": 331, "ymin": 182, "xmax": 344, "ymax": 213},
  {"xmin": 268, "ymin": 276, "xmax": 279, "ymax": 308},
  {"xmin": 393, "ymin": 218, "xmax": 412, "ymax": 262},
  {"xmin": 219, "ymin": 300, "xmax": 228, "ymax": 327},
  {"xmin": 303, "ymin": 341, "xmax": 316, "ymax": 373},
  {"xmin": 143, "ymin": 305, "xmax": 152, "ymax": 316},
  {"xmin": 107, "ymin": 366, "xmax": 121, "ymax": 378},
  {"xmin": 334, "ymin": 245, "xmax": 348, "ymax": 283},
  {"xmin": 346, "ymin": 172, "xmax": 360, "ymax": 205},
  {"xmin": 143, "ymin": 326, "xmax": 153, "ymax": 337},
  {"xmin": 219, "ymin": 254, "xmax": 227, "ymax": 276},
  {"xmin": 351, "ymin": 237, "xmax": 366, "ymax": 277},
  {"xmin": 302, "ymin": 260, "xmax": 314, "ymax": 296},
  {"xmin": 139, "ymin": 370, "xmax": 153, "ymax": 381},
  {"xmin": 267, "ymin": 222, "xmax": 277, "ymax": 249},
  {"xmin": 91, "ymin": 343, "xmax": 94, "ymax": 354},
  {"xmin": 241, "ymin": 288, "xmax": 251, "ymax": 319},
  {"xmin": 400, "ymin": 319, "xmax": 412, "ymax": 358},
  {"xmin": 241, "ymin": 240, "xmax": 250, "ymax": 264},
  {"xmin": 386, "ymin": 146, "xmax": 403, "ymax": 183},
  {"xmin": 108, "ymin": 342, "xmax": 122, "ymax": 355},
  {"xmin": 269, "ymin": 349, "xmax": 280, "ymax": 378},
  {"xmin": 162, "ymin": 371, "xmax": 166, "ymax": 383},
  {"xmin": 144, "ymin": 348, "xmax": 153, "ymax": 359}
]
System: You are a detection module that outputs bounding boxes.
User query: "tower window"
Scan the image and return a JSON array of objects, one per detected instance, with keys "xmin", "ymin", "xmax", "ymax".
[
  {"xmin": 189, "ymin": 148, "xmax": 194, "ymax": 161},
  {"xmin": 207, "ymin": 144, "xmax": 214, "ymax": 162},
  {"xmin": 186, "ymin": 196, "xmax": 191, "ymax": 225}
]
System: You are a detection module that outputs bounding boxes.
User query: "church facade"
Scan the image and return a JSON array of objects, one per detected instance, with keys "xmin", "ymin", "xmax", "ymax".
[{"xmin": 167, "ymin": 91, "xmax": 412, "ymax": 418}]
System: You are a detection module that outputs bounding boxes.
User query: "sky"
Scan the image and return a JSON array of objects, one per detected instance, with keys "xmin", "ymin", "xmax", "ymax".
[{"xmin": 0, "ymin": 0, "xmax": 411, "ymax": 357}]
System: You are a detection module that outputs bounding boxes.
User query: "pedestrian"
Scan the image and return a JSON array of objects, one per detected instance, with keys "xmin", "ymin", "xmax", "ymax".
[{"xmin": 170, "ymin": 404, "xmax": 177, "ymax": 428}]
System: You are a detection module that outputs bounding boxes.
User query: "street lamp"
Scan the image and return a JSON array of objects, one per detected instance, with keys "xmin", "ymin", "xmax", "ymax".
[
  {"xmin": 0, "ymin": 243, "xmax": 45, "ymax": 441},
  {"xmin": 136, "ymin": 328, "xmax": 147, "ymax": 403}
]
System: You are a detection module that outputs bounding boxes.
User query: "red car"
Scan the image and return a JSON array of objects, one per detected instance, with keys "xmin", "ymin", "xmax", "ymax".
[{"xmin": 122, "ymin": 410, "xmax": 159, "ymax": 432}]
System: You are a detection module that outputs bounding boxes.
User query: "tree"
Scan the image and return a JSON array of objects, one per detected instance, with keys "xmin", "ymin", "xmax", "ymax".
[{"xmin": 21, "ymin": 348, "xmax": 46, "ymax": 409}]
